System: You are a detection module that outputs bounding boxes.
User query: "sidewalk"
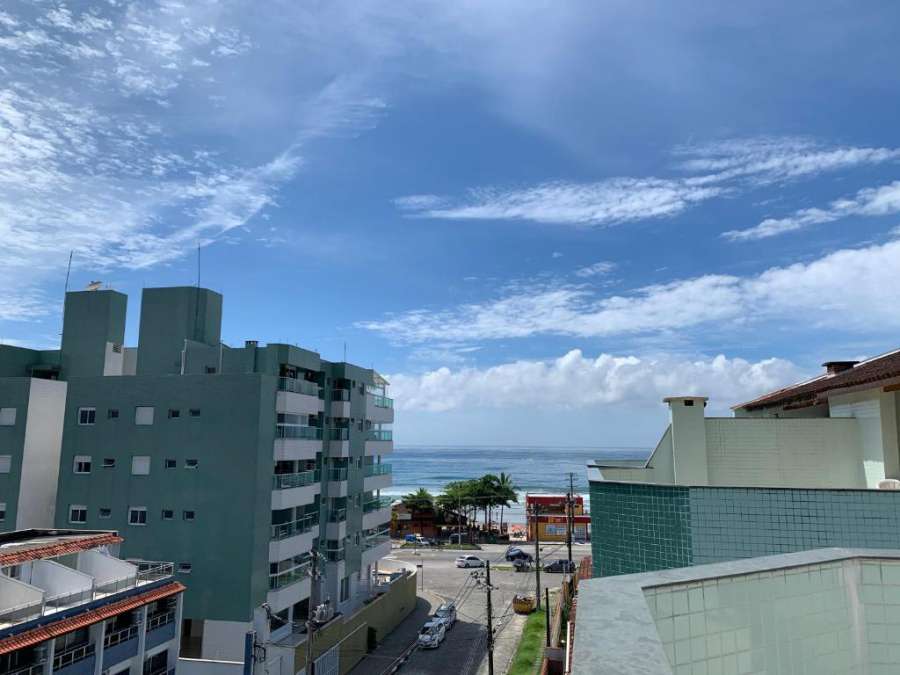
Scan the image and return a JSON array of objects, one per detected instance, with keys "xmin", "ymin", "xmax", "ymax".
[{"xmin": 347, "ymin": 590, "xmax": 441, "ymax": 675}]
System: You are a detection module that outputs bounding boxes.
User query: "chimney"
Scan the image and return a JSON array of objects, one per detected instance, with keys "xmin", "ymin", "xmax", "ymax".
[
  {"xmin": 664, "ymin": 396, "xmax": 709, "ymax": 486},
  {"xmin": 823, "ymin": 361, "xmax": 859, "ymax": 376},
  {"xmin": 245, "ymin": 340, "xmax": 258, "ymax": 349}
]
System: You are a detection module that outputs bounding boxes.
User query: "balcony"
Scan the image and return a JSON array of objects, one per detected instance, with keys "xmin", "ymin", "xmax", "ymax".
[
  {"xmin": 327, "ymin": 427, "xmax": 350, "ymax": 458},
  {"xmin": 330, "ymin": 389, "xmax": 350, "ymax": 418},
  {"xmin": 267, "ymin": 565, "xmax": 311, "ymax": 613},
  {"xmin": 269, "ymin": 515, "xmax": 318, "ymax": 561},
  {"xmin": 361, "ymin": 532, "xmax": 392, "ymax": 568},
  {"xmin": 362, "ymin": 497, "xmax": 393, "ymax": 530},
  {"xmin": 8, "ymin": 665, "xmax": 44, "ymax": 675},
  {"xmin": 365, "ymin": 393, "xmax": 394, "ymax": 424},
  {"xmin": 277, "ymin": 378, "xmax": 324, "ymax": 416},
  {"xmin": 364, "ymin": 429, "xmax": 393, "ymax": 456},
  {"xmin": 274, "ymin": 425, "xmax": 323, "ymax": 461},
  {"xmin": 363, "ymin": 464, "xmax": 392, "ymax": 492},
  {"xmin": 326, "ymin": 507, "xmax": 347, "ymax": 540},
  {"xmin": 146, "ymin": 610, "xmax": 177, "ymax": 650},
  {"xmin": 271, "ymin": 470, "xmax": 321, "ymax": 510},
  {"xmin": 325, "ymin": 547, "xmax": 346, "ymax": 563},
  {"xmin": 53, "ymin": 643, "xmax": 95, "ymax": 675},
  {"xmin": 102, "ymin": 624, "xmax": 139, "ymax": 669},
  {"xmin": 325, "ymin": 467, "xmax": 349, "ymax": 497}
]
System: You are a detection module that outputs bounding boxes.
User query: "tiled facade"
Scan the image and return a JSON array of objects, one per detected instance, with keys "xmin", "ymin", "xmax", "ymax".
[{"xmin": 590, "ymin": 482, "xmax": 900, "ymax": 578}]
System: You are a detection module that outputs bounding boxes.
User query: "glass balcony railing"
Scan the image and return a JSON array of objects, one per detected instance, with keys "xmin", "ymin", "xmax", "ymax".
[
  {"xmin": 367, "ymin": 429, "xmax": 392, "ymax": 442},
  {"xmin": 363, "ymin": 496, "xmax": 393, "ymax": 512},
  {"xmin": 364, "ymin": 529, "xmax": 391, "ymax": 550},
  {"xmin": 270, "ymin": 514, "xmax": 318, "ymax": 540},
  {"xmin": 326, "ymin": 467, "xmax": 348, "ymax": 482},
  {"xmin": 331, "ymin": 389, "xmax": 350, "ymax": 402},
  {"xmin": 325, "ymin": 548, "xmax": 345, "ymax": 562},
  {"xmin": 269, "ymin": 562, "xmax": 311, "ymax": 590},
  {"xmin": 272, "ymin": 470, "xmax": 319, "ymax": 490},
  {"xmin": 276, "ymin": 425, "xmax": 323, "ymax": 440},
  {"xmin": 328, "ymin": 507, "xmax": 347, "ymax": 522},
  {"xmin": 364, "ymin": 464, "xmax": 392, "ymax": 477},
  {"xmin": 371, "ymin": 394, "xmax": 393, "ymax": 409},
  {"xmin": 328, "ymin": 428, "xmax": 349, "ymax": 441},
  {"xmin": 278, "ymin": 377, "xmax": 320, "ymax": 397}
]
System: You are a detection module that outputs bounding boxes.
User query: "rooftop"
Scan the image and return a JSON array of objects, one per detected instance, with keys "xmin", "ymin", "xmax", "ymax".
[{"xmin": 0, "ymin": 529, "xmax": 122, "ymax": 567}]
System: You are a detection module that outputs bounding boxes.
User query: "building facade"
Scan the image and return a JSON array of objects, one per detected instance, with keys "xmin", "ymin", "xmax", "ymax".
[
  {"xmin": 0, "ymin": 528, "xmax": 183, "ymax": 675},
  {"xmin": 589, "ymin": 350, "xmax": 900, "ymax": 578},
  {"xmin": 0, "ymin": 285, "xmax": 394, "ymax": 664},
  {"xmin": 525, "ymin": 494, "xmax": 590, "ymax": 542}
]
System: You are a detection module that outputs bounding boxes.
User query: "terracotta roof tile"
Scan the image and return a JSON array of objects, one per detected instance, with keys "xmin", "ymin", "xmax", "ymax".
[
  {"xmin": 0, "ymin": 582, "xmax": 185, "ymax": 654},
  {"xmin": 0, "ymin": 534, "xmax": 124, "ymax": 567},
  {"xmin": 734, "ymin": 348, "xmax": 900, "ymax": 411}
]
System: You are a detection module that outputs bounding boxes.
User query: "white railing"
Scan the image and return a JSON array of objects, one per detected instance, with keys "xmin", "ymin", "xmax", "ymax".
[
  {"xmin": 278, "ymin": 378, "xmax": 320, "ymax": 397},
  {"xmin": 104, "ymin": 624, "xmax": 139, "ymax": 647},
  {"xmin": 147, "ymin": 610, "xmax": 175, "ymax": 631},
  {"xmin": 53, "ymin": 642, "xmax": 94, "ymax": 670}
]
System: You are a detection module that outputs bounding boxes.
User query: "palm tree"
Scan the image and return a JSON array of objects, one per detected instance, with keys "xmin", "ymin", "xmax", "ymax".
[
  {"xmin": 401, "ymin": 487, "xmax": 434, "ymax": 513},
  {"xmin": 495, "ymin": 472, "xmax": 518, "ymax": 536}
]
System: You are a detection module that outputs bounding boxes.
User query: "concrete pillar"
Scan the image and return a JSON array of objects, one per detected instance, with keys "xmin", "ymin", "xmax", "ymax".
[
  {"xmin": 664, "ymin": 396, "xmax": 710, "ymax": 486},
  {"xmin": 880, "ymin": 391, "xmax": 900, "ymax": 480},
  {"xmin": 136, "ymin": 605, "xmax": 149, "ymax": 673},
  {"xmin": 93, "ymin": 620, "xmax": 106, "ymax": 675},
  {"xmin": 170, "ymin": 594, "xmax": 184, "ymax": 671}
]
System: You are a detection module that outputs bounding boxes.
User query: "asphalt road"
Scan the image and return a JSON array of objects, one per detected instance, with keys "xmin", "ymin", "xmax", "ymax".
[{"xmin": 382, "ymin": 542, "xmax": 591, "ymax": 675}]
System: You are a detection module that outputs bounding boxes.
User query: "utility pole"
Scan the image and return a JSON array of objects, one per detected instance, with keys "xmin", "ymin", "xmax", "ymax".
[
  {"xmin": 566, "ymin": 473, "xmax": 575, "ymax": 566},
  {"xmin": 485, "ymin": 561, "xmax": 494, "ymax": 675},
  {"xmin": 305, "ymin": 549, "xmax": 320, "ymax": 675},
  {"xmin": 533, "ymin": 503, "xmax": 542, "ymax": 611}
]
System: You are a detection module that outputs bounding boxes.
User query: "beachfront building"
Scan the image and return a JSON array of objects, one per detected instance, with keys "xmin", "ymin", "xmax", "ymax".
[
  {"xmin": 588, "ymin": 349, "xmax": 900, "ymax": 578},
  {"xmin": 525, "ymin": 494, "xmax": 590, "ymax": 543},
  {"xmin": 0, "ymin": 285, "xmax": 394, "ymax": 668},
  {"xmin": 0, "ymin": 528, "xmax": 184, "ymax": 675}
]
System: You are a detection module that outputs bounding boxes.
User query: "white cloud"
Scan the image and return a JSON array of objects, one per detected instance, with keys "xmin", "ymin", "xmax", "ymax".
[
  {"xmin": 395, "ymin": 178, "xmax": 724, "ymax": 226},
  {"xmin": 389, "ymin": 350, "xmax": 804, "ymax": 413},
  {"xmin": 724, "ymin": 181, "xmax": 900, "ymax": 241},
  {"xmin": 574, "ymin": 261, "xmax": 616, "ymax": 278},
  {"xmin": 360, "ymin": 238, "xmax": 900, "ymax": 342}
]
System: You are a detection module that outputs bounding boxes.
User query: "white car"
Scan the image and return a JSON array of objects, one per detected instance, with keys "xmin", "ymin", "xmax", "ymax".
[
  {"xmin": 431, "ymin": 602, "xmax": 457, "ymax": 630},
  {"xmin": 417, "ymin": 620, "xmax": 446, "ymax": 649},
  {"xmin": 455, "ymin": 555, "xmax": 485, "ymax": 568}
]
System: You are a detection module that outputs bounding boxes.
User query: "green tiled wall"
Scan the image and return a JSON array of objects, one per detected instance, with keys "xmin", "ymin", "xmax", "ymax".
[{"xmin": 590, "ymin": 482, "xmax": 692, "ymax": 577}]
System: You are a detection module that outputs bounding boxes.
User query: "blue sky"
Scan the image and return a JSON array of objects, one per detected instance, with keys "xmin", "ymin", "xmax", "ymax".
[{"xmin": 2, "ymin": 1, "xmax": 900, "ymax": 447}]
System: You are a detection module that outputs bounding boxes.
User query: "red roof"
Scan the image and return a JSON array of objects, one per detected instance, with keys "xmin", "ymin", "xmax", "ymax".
[
  {"xmin": 734, "ymin": 348, "xmax": 900, "ymax": 411},
  {"xmin": 0, "ymin": 582, "xmax": 185, "ymax": 654},
  {"xmin": 0, "ymin": 533, "xmax": 123, "ymax": 567}
]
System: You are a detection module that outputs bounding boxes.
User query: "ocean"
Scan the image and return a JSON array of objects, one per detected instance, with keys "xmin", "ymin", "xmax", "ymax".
[{"xmin": 385, "ymin": 445, "xmax": 651, "ymax": 523}]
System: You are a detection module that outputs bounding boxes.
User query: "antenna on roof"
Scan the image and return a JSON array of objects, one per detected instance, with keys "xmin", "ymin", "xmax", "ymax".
[
  {"xmin": 58, "ymin": 251, "xmax": 73, "ymax": 365},
  {"xmin": 196, "ymin": 240, "xmax": 201, "ymax": 288},
  {"xmin": 343, "ymin": 342, "xmax": 347, "ymax": 362}
]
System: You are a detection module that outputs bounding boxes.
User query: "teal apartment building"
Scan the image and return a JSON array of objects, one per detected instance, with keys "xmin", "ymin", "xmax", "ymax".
[
  {"xmin": 0, "ymin": 286, "xmax": 394, "ymax": 663},
  {"xmin": 589, "ymin": 350, "xmax": 900, "ymax": 578}
]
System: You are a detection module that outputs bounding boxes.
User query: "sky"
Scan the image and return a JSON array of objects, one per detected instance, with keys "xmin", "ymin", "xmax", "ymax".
[{"xmin": 2, "ymin": 1, "xmax": 900, "ymax": 448}]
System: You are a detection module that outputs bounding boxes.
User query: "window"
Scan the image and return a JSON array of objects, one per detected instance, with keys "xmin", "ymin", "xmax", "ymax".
[
  {"xmin": 185, "ymin": 459, "xmax": 198, "ymax": 469},
  {"xmin": 189, "ymin": 409, "xmax": 201, "ymax": 417},
  {"xmin": 78, "ymin": 407, "xmax": 96, "ymax": 425},
  {"xmin": 131, "ymin": 456, "xmax": 150, "ymax": 475},
  {"xmin": 183, "ymin": 510, "xmax": 195, "ymax": 521},
  {"xmin": 164, "ymin": 458, "xmax": 177, "ymax": 469},
  {"xmin": 0, "ymin": 456, "xmax": 10, "ymax": 474},
  {"xmin": 684, "ymin": 400, "xmax": 695, "ymax": 407},
  {"xmin": 107, "ymin": 408, "xmax": 119, "ymax": 419},
  {"xmin": 0, "ymin": 408, "xmax": 15, "ymax": 426},
  {"xmin": 135, "ymin": 406, "xmax": 154, "ymax": 425},
  {"xmin": 99, "ymin": 508, "xmax": 111, "ymax": 519},
  {"xmin": 0, "ymin": 502, "xmax": 6, "ymax": 522},
  {"xmin": 205, "ymin": 366, "xmax": 217, "ymax": 374},
  {"xmin": 168, "ymin": 408, "xmax": 180, "ymax": 419},
  {"xmin": 340, "ymin": 577, "xmax": 350, "ymax": 602},
  {"xmin": 162, "ymin": 509, "xmax": 174, "ymax": 520},
  {"xmin": 128, "ymin": 507, "xmax": 147, "ymax": 525},
  {"xmin": 73, "ymin": 455, "xmax": 92, "ymax": 474},
  {"xmin": 69, "ymin": 505, "xmax": 88, "ymax": 523},
  {"xmin": 177, "ymin": 563, "xmax": 192, "ymax": 574},
  {"xmin": 102, "ymin": 458, "xmax": 116, "ymax": 468}
]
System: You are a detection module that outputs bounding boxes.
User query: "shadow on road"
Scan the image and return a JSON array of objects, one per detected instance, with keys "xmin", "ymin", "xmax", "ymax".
[{"xmin": 347, "ymin": 594, "xmax": 437, "ymax": 675}]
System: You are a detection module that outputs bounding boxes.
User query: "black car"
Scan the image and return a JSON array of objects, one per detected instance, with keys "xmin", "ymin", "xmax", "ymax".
[
  {"xmin": 543, "ymin": 559, "xmax": 576, "ymax": 573},
  {"xmin": 505, "ymin": 547, "xmax": 534, "ymax": 562}
]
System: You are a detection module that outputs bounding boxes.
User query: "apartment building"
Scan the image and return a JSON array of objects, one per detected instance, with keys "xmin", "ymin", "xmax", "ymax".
[
  {"xmin": 0, "ymin": 285, "xmax": 394, "ymax": 665},
  {"xmin": 0, "ymin": 528, "xmax": 183, "ymax": 675},
  {"xmin": 589, "ymin": 348, "xmax": 900, "ymax": 578}
]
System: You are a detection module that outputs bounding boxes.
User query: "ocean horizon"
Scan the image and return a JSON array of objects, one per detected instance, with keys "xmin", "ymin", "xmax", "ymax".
[{"xmin": 386, "ymin": 444, "xmax": 651, "ymax": 524}]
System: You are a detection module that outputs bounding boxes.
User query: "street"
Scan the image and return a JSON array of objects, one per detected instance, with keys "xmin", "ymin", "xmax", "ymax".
[{"xmin": 364, "ymin": 541, "xmax": 591, "ymax": 675}]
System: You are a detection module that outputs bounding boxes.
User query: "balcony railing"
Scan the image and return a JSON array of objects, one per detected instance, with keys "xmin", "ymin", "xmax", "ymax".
[
  {"xmin": 147, "ymin": 610, "xmax": 175, "ymax": 631},
  {"xmin": 272, "ymin": 470, "xmax": 319, "ymax": 490},
  {"xmin": 325, "ymin": 548, "xmax": 345, "ymax": 562},
  {"xmin": 364, "ymin": 531, "xmax": 391, "ymax": 550},
  {"xmin": 328, "ymin": 427, "xmax": 349, "ymax": 441},
  {"xmin": 363, "ymin": 496, "xmax": 393, "ymax": 513},
  {"xmin": 331, "ymin": 389, "xmax": 350, "ymax": 402},
  {"xmin": 326, "ymin": 467, "xmax": 348, "ymax": 482},
  {"xmin": 269, "ymin": 562, "xmax": 311, "ymax": 590},
  {"xmin": 9, "ymin": 663, "xmax": 44, "ymax": 675},
  {"xmin": 278, "ymin": 377, "xmax": 320, "ymax": 397},
  {"xmin": 53, "ymin": 643, "xmax": 95, "ymax": 670},
  {"xmin": 328, "ymin": 507, "xmax": 347, "ymax": 522},
  {"xmin": 104, "ymin": 624, "xmax": 139, "ymax": 647},
  {"xmin": 364, "ymin": 464, "xmax": 392, "ymax": 477},
  {"xmin": 276, "ymin": 425, "xmax": 323, "ymax": 440},
  {"xmin": 371, "ymin": 394, "xmax": 393, "ymax": 409},
  {"xmin": 270, "ymin": 515, "xmax": 318, "ymax": 540},
  {"xmin": 367, "ymin": 429, "xmax": 392, "ymax": 441}
]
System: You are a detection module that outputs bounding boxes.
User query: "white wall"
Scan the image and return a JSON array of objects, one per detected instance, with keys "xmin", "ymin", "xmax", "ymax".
[
  {"xmin": 29, "ymin": 559, "xmax": 93, "ymax": 598},
  {"xmin": 202, "ymin": 619, "xmax": 250, "ymax": 661},
  {"xmin": 830, "ymin": 391, "xmax": 888, "ymax": 487},
  {"xmin": 598, "ymin": 426, "xmax": 675, "ymax": 484},
  {"xmin": 178, "ymin": 658, "xmax": 244, "ymax": 675},
  {"xmin": 76, "ymin": 549, "xmax": 136, "ymax": 588},
  {"xmin": 0, "ymin": 574, "xmax": 43, "ymax": 615},
  {"xmin": 16, "ymin": 378, "xmax": 66, "ymax": 529}
]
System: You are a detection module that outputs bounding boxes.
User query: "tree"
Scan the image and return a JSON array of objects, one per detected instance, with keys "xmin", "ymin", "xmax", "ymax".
[
  {"xmin": 495, "ymin": 472, "xmax": 519, "ymax": 535},
  {"xmin": 401, "ymin": 487, "xmax": 434, "ymax": 512}
]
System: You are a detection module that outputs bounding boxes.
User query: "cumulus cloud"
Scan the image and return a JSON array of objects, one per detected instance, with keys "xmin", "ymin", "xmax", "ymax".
[
  {"xmin": 389, "ymin": 350, "xmax": 804, "ymax": 413},
  {"xmin": 360, "ymin": 238, "xmax": 900, "ymax": 342},
  {"xmin": 574, "ymin": 261, "xmax": 616, "ymax": 278},
  {"xmin": 724, "ymin": 181, "xmax": 900, "ymax": 241}
]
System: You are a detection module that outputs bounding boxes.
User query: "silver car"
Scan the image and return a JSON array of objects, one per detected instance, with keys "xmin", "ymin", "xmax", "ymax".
[
  {"xmin": 431, "ymin": 602, "xmax": 457, "ymax": 630},
  {"xmin": 417, "ymin": 620, "xmax": 446, "ymax": 649}
]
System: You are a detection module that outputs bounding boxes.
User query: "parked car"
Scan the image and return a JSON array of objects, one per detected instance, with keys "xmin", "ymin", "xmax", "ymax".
[
  {"xmin": 543, "ymin": 559, "xmax": 577, "ymax": 573},
  {"xmin": 505, "ymin": 547, "xmax": 534, "ymax": 562},
  {"xmin": 456, "ymin": 555, "xmax": 485, "ymax": 568},
  {"xmin": 431, "ymin": 602, "xmax": 457, "ymax": 629},
  {"xmin": 512, "ymin": 558, "xmax": 533, "ymax": 573},
  {"xmin": 417, "ymin": 620, "xmax": 446, "ymax": 649}
]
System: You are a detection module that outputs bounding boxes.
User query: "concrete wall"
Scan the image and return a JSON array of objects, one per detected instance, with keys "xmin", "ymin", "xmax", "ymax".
[
  {"xmin": 202, "ymin": 620, "xmax": 251, "ymax": 661},
  {"xmin": 17, "ymin": 378, "xmax": 66, "ymax": 528},
  {"xmin": 0, "ymin": 378, "xmax": 30, "ymax": 532},
  {"xmin": 830, "ymin": 390, "xmax": 900, "ymax": 486}
]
